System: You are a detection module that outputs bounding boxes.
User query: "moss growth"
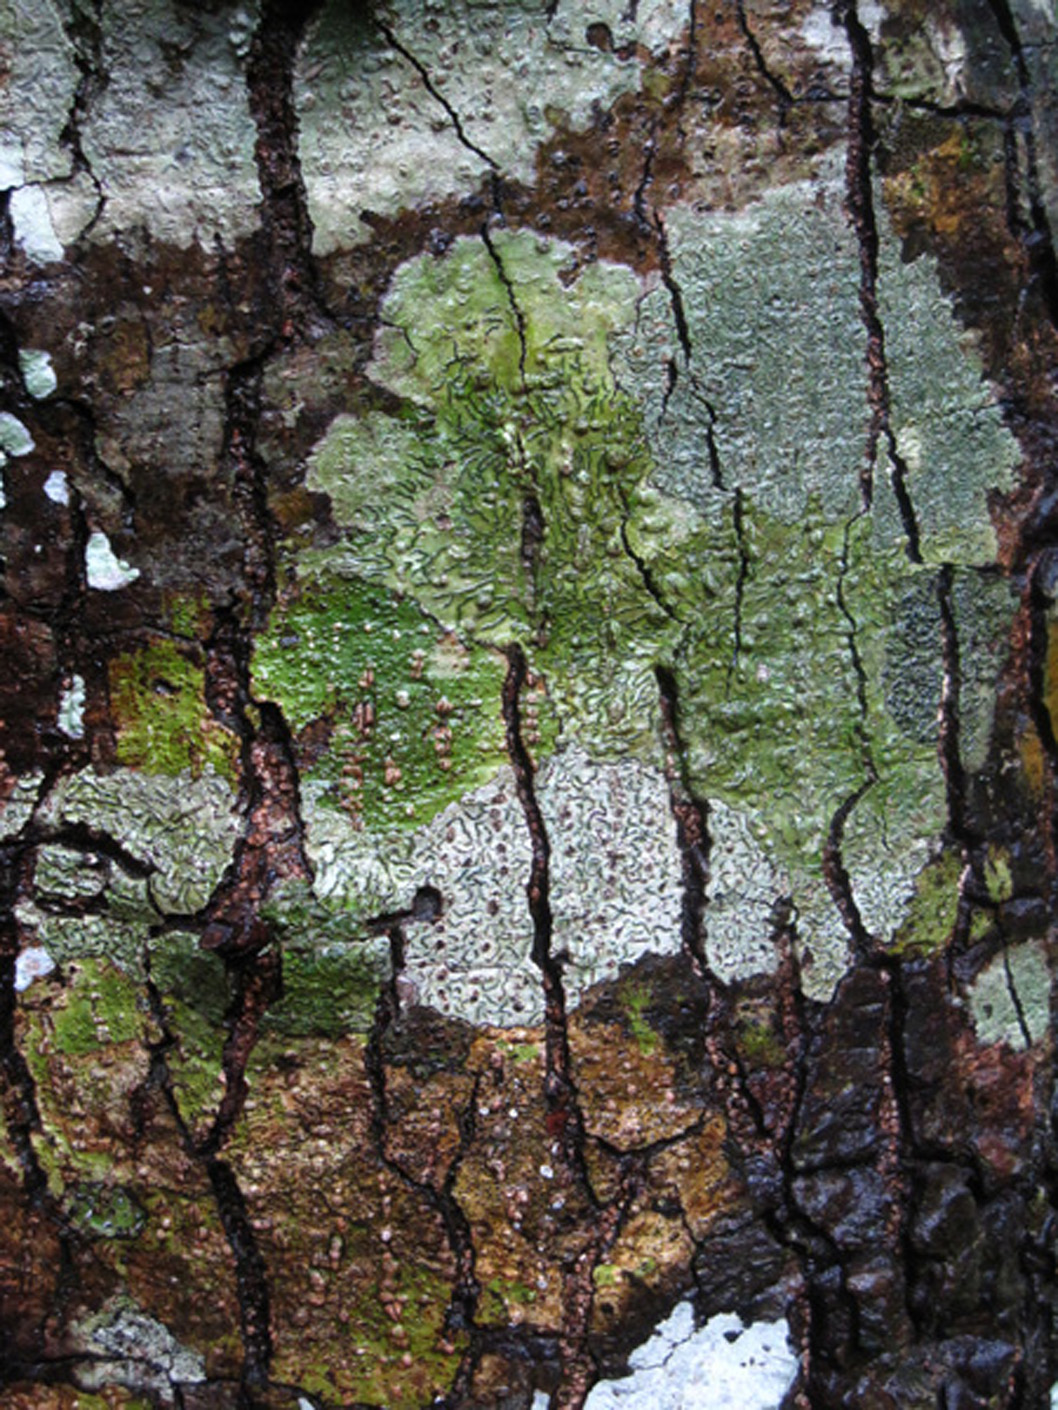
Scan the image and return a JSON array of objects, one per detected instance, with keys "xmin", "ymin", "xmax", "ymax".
[
  {"xmin": 984, "ymin": 846, "xmax": 1014, "ymax": 905},
  {"xmin": 109, "ymin": 638, "xmax": 238, "ymax": 783},
  {"xmin": 737, "ymin": 1018, "xmax": 786, "ymax": 1069},
  {"xmin": 620, "ymin": 981, "xmax": 659, "ymax": 1057}
]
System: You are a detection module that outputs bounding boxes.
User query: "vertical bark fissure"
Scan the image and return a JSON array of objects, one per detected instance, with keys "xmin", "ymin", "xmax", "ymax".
[
  {"xmin": 839, "ymin": 2, "xmax": 922, "ymax": 560},
  {"xmin": 655, "ymin": 663, "xmax": 711, "ymax": 976}
]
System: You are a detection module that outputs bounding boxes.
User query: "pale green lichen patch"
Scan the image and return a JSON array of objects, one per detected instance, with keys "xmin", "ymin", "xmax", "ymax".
[
  {"xmin": 18, "ymin": 347, "xmax": 57, "ymax": 399},
  {"xmin": 970, "ymin": 941, "xmax": 1051, "ymax": 1050},
  {"xmin": 85, "ymin": 531, "xmax": 139, "ymax": 591},
  {"xmin": 0, "ymin": 412, "xmax": 35, "ymax": 459},
  {"xmin": 296, "ymin": 0, "xmax": 675, "ymax": 253},
  {"xmin": 108, "ymin": 638, "xmax": 239, "ymax": 784},
  {"xmin": 890, "ymin": 849, "xmax": 964, "ymax": 956},
  {"xmin": 38, "ymin": 769, "xmax": 240, "ymax": 916},
  {"xmin": 618, "ymin": 167, "xmax": 867, "ymax": 525},
  {"xmin": 311, "ymin": 229, "xmax": 674, "ymax": 757},
  {"xmin": 73, "ymin": 1297, "xmax": 207, "ymax": 1399}
]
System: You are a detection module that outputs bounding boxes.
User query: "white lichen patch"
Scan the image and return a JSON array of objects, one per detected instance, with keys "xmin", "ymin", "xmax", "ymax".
[
  {"xmin": 14, "ymin": 945, "xmax": 55, "ymax": 992},
  {"xmin": 970, "ymin": 941, "xmax": 1051, "ymax": 1051},
  {"xmin": 392, "ymin": 769, "xmax": 540, "ymax": 1027},
  {"xmin": 305, "ymin": 750, "xmax": 686, "ymax": 1027},
  {"xmin": 58, "ymin": 674, "xmax": 86, "ymax": 739},
  {"xmin": 8, "ymin": 183, "xmax": 65, "ymax": 264},
  {"xmin": 704, "ymin": 801, "xmax": 788, "ymax": 984},
  {"xmin": 74, "ymin": 1298, "xmax": 206, "ymax": 1403},
  {"xmin": 0, "ymin": 0, "xmax": 80, "ymax": 188},
  {"xmin": 18, "ymin": 347, "xmax": 56, "ymax": 399},
  {"xmin": 44, "ymin": 469, "xmax": 69, "ymax": 504},
  {"xmin": 540, "ymin": 746, "xmax": 683, "ymax": 998},
  {"xmin": 584, "ymin": 1301, "xmax": 799, "ymax": 1410},
  {"xmin": 38, "ymin": 768, "xmax": 240, "ymax": 915},
  {"xmin": 85, "ymin": 530, "xmax": 140, "ymax": 590},
  {"xmin": 297, "ymin": 0, "xmax": 677, "ymax": 253},
  {"xmin": 0, "ymin": 411, "xmax": 35, "ymax": 458},
  {"xmin": 79, "ymin": 0, "xmax": 262, "ymax": 247}
]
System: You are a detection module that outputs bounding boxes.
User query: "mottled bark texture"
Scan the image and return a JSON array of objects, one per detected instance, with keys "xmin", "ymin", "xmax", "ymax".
[{"xmin": 0, "ymin": 1, "xmax": 1057, "ymax": 1406}]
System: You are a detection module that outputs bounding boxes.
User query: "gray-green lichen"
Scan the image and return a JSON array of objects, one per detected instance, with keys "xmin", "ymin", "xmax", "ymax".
[
  {"xmin": 267, "ymin": 163, "xmax": 1018, "ymax": 1009},
  {"xmin": 970, "ymin": 941, "xmax": 1052, "ymax": 1050},
  {"xmin": 0, "ymin": 0, "xmax": 79, "ymax": 189},
  {"xmin": 72, "ymin": 1297, "xmax": 206, "ymax": 1403},
  {"xmin": 37, "ymin": 768, "xmax": 240, "ymax": 915},
  {"xmin": 296, "ymin": 0, "xmax": 681, "ymax": 254}
]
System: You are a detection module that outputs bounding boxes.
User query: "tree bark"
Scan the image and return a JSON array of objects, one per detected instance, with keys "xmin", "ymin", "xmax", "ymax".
[{"xmin": 0, "ymin": 2, "xmax": 1057, "ymax": 1407}]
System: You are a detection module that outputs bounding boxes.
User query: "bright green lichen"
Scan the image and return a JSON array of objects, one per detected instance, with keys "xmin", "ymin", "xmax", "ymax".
[
  {"xmin": 109, "ymin": 638, "xmax": 238, "ymax": 784},
  {"xmin": 253, "ymin": 579, "xmax": 509, "ymax": 832}
]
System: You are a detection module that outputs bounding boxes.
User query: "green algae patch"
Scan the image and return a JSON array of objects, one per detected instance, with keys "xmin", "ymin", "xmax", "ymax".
[
  {"xmin": 253, "ymin": 577, "xmax": 508, "ymax": 832},
  {"xmin": 109, "ymin": 638, "xmax": 238, "ymax": 784},
  {"xmin": 49, "ymin": 958, "xmax": 148, "ymax": 1056}
]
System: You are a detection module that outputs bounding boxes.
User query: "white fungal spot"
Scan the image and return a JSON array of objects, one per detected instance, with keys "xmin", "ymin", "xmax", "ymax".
[
  {"xmin": 19, "ymin": 348, "xmax": 57, "ymax": 399},
  {"xmin": 58, "ymin": 675, "xmax": 86, "ymax": 739},
  {"xmin": 44, "ymin": 470, "xmax": 69, "ymax": 504},
  {"xmin": 15, "ymin": 946, "xmax": 56, "ymax": 991},
  {"xmin": 0, "ymin": 412, "xmax": 35, "ymax": 458},
  {"xmin": 584, "ymin": 1302, "xmax": 798, "ymax": 1410},
  {"xmin": 85, "ymin": 530, "xmax": 139, "ymax": 590}
]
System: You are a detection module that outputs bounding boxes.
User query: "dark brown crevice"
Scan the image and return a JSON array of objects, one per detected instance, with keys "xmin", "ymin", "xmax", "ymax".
[
  {"xmin": 480, "ymin": 223, "xmax": 529, "ymax": 384},
  {"xmin": 727, "ymin": 486, "xmax": 749, "ymax": 689},
  {"xmin": 56, "ymin": 0, "xmax": 107, "ymax": 235},
  {"xmin": 502, "ymin": 644, "xmax": 608, "ymax": 1409},
  {"xmin": 361, "ymin": 927, "xmax": 482, "ymax": 1405},
  {"xmin": 655, "ymin": 664, "xmax": 711, "ymax": 978},
  {"xmin": 246, "ymin": 0, "xmax": 332, "ymax": 338},
  {"xmin": 822, "ymin": 778, "xmax": 876, "ymax": 960},
  {"xmin": 141, "ymin": 948, "xmax": 275, "ymax": 1400},
  {"xmin": 835, "ymin": 511, "xmax": 876, "ymax": 776},
  {"xmin": 372, "ymin": 17, "xmax": 499, "ymax": 177},
  {"xmin": 618, "ymin": 511, "xmax": 683, "ymax": 625},
  {"xmin": 1025, "ymin": 562, "xmax": 1058, "ymax": 872},
  {"xmin": 207, "ymin": 1158, "xmax": 274, "ymax": 1393},
  {"xmin": 986, "ymin": 0, "xmax": 1058, "ymax": 328},
  {"xmin": 652, "ymin": 210, "xmax": 692, "ymax": 365}
]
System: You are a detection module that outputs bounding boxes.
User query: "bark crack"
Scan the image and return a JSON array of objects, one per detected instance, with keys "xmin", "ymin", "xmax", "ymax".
[
  {"xmin": 372, "ymin": 19, "xmax": 500, "ymax": 177},
  {"xmin": 838, "ymin": 0, "xmax": 923, "ymax": 560}
]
